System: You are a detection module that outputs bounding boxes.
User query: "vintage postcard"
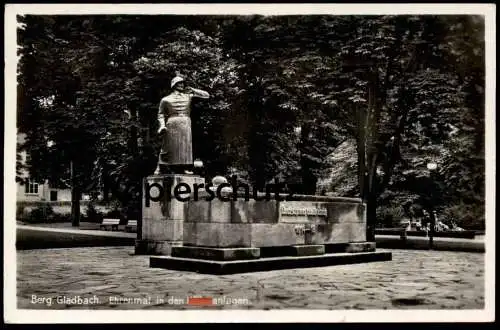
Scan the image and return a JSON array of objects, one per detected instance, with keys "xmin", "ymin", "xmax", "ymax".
[{"xmin": 4, "ymin": 3, "xmax": 495, "ymax": 323}]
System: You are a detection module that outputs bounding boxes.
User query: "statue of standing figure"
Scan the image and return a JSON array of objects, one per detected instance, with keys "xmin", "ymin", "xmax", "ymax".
[{"xmin": 154, "ymin": 75, "xmax": 210, "ymax": 175}]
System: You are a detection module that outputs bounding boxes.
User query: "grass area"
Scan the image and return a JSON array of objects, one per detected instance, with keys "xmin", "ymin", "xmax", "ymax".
[
  {"xmin": 17, "ymin": 221, "xmax": 102, "ymax": 230},
  {"xmin": 16, "ymin": 226, "xmax": 135, "ymax": 250}
]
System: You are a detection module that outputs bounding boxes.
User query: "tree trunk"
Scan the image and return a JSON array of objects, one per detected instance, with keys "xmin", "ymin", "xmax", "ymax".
[
  {"xmin": 300, "ymin": 163, "xmax": 317, "ymax": 195},
  {"xmin": 248, "ymin": 90, "xmax": 267, "ymax": 190},
  {"xmin": 102, "ymin": 163, "xmax": 109, "ymax": 202},
  {"xmin": 129, "ymin": 108, "xmax": 139, "ymax": 155},
  {"xmin": 356, "ymin": 103, "xmax": 371, "ymax": 239},
  {"xmin": 428, "ymin": 208, "xmax": 436, "ymax": 249},
  {"xmin": 70, "ymin": 161, "xmax": 80, "ymax": 227},
  {"xmin": 130, "ymin": 107, "xmax": 142, "ymax": 239},
  {"xmin": 364, "ymin": 71, "xmax": 380, "ymax": 242},
  {"xmin": 356, "ymin": 105, "xmax": 367, "ymax": 199},
  {"xmin": 299, "ymin": 122, "xmax": 318, "ymax": 195},
  {"xmin": 366, "ymin": 190, "xmax": 377, "ymax": 241},
  {"xmin": 71, "ymin": 186, "xmax": 81, "ymax": 227}
]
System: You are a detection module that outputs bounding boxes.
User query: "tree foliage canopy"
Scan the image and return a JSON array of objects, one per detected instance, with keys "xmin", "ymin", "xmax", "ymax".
[{"xmin": 17, "ymin": 15, "xmax": 485, "ymax": 229}]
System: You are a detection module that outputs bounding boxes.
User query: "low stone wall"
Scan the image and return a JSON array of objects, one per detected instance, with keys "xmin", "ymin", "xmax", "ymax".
[
  {"xmin": 138, "ymin": 174, "xmax": 368, "ymax": 255},
  {"xmin": 375, "ymin": 235, "xmax": 485, "ymax": 252},
  {"xmin": 180, "ymin": 199, "xmax": 366, "ymax": 248},
  {"xmin": 375, "ymin": 228, "xmax": 477, "ymax": 239},
  {"xmin": 16, "ymin": 227, "xmax": 135, "ymax": 250}
]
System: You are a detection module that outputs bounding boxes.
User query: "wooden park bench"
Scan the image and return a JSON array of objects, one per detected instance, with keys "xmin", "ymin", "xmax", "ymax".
[
  {"xmin": 125, "ymin": 220, "xmax": 138, "ymax": 233},
  {"xmin": 100, "ymin": 218, "xmax": 120, "ymax": 231}
]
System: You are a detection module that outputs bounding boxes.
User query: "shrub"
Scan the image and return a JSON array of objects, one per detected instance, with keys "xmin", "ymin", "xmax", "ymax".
[
  {"xmin": 48, "ymin": 213, "xmax": 72, "ymax": 223},
  {"xmin": 376, "ymin": 205, "xmax": 406, "ymax": 228},
  {"xmin": 16, "ymin": 204, "xmax": 29, "ymax": 221},
  {"xmin": 440, "ymin": 202, "xmax": 485, "ymax": 230},
  {"xmin": 24, "ymin": 204, "xmax": 54, "ymax": 224},
  {"xmin": 84, "ymin": 203, "xmax": 104, "ymax": 223},
  {"xmin": 124, "ymin": 201, "xmax": 140, "ymax": 222}
]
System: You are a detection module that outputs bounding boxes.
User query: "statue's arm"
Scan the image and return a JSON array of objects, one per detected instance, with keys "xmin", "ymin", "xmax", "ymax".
[
  {"xmin": 157, "ymin": 98, "xmax": 167, "ymax": 133},
  {"xmin": 189, "ymin": 87, "xmax": 210, "ymax": 99}
]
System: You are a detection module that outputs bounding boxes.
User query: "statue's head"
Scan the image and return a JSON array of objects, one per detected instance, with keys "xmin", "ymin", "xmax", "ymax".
[{"xmin": 171, "ymin": 76, "xmax": 185, "ymax": 91}]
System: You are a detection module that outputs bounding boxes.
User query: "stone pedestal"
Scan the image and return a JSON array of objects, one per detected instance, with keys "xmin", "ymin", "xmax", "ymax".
[
  {"xmin": 135, "ymin": 174, "xmax": 205, "ymax": 255},
  {"xmin": 138, "ymin": 175, "xmax": 391, "ymax": 272}
]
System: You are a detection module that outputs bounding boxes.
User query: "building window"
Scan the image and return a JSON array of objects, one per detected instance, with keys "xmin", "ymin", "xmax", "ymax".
[{"xmin": 25, "ymin": 180, "xmax": 39, "ymax": 194}]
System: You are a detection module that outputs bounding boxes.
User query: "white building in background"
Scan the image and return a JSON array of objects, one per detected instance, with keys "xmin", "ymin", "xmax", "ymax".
[{"xmin": 16, "ymin": 132, "xmax": 72, "ymax": 202}]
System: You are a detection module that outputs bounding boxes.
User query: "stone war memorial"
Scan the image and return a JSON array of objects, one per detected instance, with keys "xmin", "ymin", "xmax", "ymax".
[{"xmin": 135, "ymin": 75, "xmax": 392, "ymax": 274}]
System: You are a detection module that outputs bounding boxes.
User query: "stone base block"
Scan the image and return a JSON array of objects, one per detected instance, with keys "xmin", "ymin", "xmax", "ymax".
[
  {"xmin": 182, "ymin": 222, "xmax": 367, "ymax": 248},
  {"xmin": 260, "ymin": 244, "xmax": 325, "ymax": 257},
  {"xmin": 345, "ymin": 242, "xmax": 376, "ymax": 253},
  {"xmin": 150, "ymin": 251, "xmax": 392, "ymax": 275},
  {"xmin": 135, "ymin": 239, "xmax": 182, "ymax": 255},
  {"xmin": 324, "ymin": 242, "xmax": 376, "ymax": 253},
  {"xmin": 172, "ymin": 246, "xmax": 260, "ymax": 261},
  {"xmin": 183, "ymin": 222, "xmax": 251, "ymax": 247},
  {"xmin": 141, "ymin": 219, "xmax": 184, "ymax": 241},
  {"xmin": 289, "ymin": 244, "xmax": 325, "ymax": 256},
  {"xmin": 142, "ymin": 174, "xmax": 205, "ymax": 221}
]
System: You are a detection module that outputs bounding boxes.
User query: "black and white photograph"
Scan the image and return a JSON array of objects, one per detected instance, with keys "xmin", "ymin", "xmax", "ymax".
[{"xmin": 4, "ymin": 3, "xmax": 495, "ymax": 323}]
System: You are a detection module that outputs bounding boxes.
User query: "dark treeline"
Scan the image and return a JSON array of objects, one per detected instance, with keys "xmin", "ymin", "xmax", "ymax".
[{"xmin": 17, "ymin": 15, "xmax": 485, "ymax": 234}]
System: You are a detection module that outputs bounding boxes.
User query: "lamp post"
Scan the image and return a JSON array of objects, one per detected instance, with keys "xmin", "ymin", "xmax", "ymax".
[{"xmin": 426, "ymin": 162, "xmax": 438, "ymax": 249}]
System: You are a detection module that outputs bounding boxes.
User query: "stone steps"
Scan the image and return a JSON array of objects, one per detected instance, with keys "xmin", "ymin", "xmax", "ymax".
[{"xmin": 150, "ymin": 250, "xmax": 392, "ymax": 275}]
